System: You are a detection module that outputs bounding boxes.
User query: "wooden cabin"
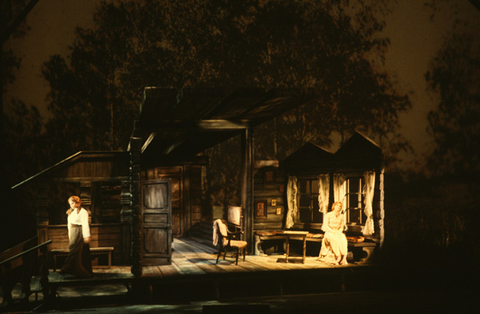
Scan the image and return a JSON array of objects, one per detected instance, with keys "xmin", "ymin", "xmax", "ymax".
[
  {"xmin": 10, "ymin": 87, "xmax": 384, "ymax": 275},
  {"xmin": 127, "ymin": 87, "xmax": 317, "ymax": 274},
  {"xmin": 253, "ymin": 132, "xmax": 385, "ymax": 262},
  {"xmin": 10, "ymin": 87, "xmax": 318, "ymax": 274}
]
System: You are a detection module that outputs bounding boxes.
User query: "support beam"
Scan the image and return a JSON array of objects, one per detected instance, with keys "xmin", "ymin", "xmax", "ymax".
[
  {"xmin": 141, "ymin": 132, "xmax": 157, "ymax": 153},
  {"xmin": 138, "ymin": 119, "xmax": 250, "ymax": 131},
  {"xmin": 130, "ymin": 137, "xmax": 142, "ymax": 277},
  {"xmin": 241, "ymin": 128, "xmax": 254, "ymax": 253}
]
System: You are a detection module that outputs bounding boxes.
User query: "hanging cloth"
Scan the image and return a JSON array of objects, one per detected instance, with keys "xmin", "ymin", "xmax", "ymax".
[
  {"xmin": 333, "ymin": 173, "xmax": 347, "ymax": 229},
  {"xmin": 317, "ymin": 174, "xmax": 330, "ymax": 231},
  {"xmin": 285, "ymin": 176, "xmax": 298, "ymax": 229},
  {"xmin": 362, "ymin": 171, "xmax": 376, "ymax": 236},
  {"xmin": 333, "ymin": 173, "xmax": 346, "ymax": 207}
]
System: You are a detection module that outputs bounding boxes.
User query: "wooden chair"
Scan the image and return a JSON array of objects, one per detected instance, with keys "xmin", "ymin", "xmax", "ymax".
[{"xmin": 213, "ymin": 206, "xmax": 247, "ymax": 265}]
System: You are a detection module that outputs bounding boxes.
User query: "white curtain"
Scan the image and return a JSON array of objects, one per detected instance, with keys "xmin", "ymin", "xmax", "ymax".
[
  {"xmin": 285, "ymin": 176, "xmax": 298, "ymax": 229},
  {"xmin": 362, "ymin": 171, "xmax": 376, "ymax": 235},
  {"xmin": 317, "ymin": 174, "xmax": 329, "ymax": 231},
  {"xmin": 333, "ymin": 173, "xmax": 346, "ymax": 208},
  {"xmin": 333, "ymin": 173, "xmax": 347, "ymax": 230}
]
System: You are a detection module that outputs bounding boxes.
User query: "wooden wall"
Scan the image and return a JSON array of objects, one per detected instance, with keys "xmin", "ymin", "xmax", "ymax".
[
  {"xmin": 253, "ymin": 164, "xmax": 286, "ymax": 232},
  {"xmin": 16, "ymin": 152, "xmax": 132, "ymax": 265}
]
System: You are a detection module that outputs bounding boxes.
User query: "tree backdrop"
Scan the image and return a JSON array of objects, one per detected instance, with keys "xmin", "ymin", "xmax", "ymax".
[
  {"xmin": 3, "ymin": 0, "xmax": 419, "ymax": 248},
  {"xmin": 5, "ymin": 0, "xmax": 411, "ymax": 193}
]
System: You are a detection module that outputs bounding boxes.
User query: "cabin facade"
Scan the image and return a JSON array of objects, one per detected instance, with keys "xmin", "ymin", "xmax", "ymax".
[
  {"xmin": 253, "ymin": 133, "xmax": 384, "ymax": 260},
  {"xmin": 11, "ymin": 87, "xmax": 384, "ymax": 275}
]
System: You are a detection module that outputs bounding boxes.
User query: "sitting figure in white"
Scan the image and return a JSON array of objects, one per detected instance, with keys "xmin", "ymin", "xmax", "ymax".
[{"xmin": 318, "ymin": 202, "xmax": 348, "ymax": 265}]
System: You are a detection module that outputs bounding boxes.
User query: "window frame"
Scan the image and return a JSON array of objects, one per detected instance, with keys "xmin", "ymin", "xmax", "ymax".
[
  {"xmin": 344, "ymin": 174, "xmax": 367, "ymax": 226},
  {"xmin": 295, "ymin": 176, "xmax": 323, "ymax": 229}
]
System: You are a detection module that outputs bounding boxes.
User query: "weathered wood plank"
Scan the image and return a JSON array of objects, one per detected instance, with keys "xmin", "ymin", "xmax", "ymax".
[
  {"xmin": 157, "ymin": 265, "xmax": 180, "ymax": 278},
  {"xmin": 55, "ymin": 237, "xmax": 366, "ymax": 280}
]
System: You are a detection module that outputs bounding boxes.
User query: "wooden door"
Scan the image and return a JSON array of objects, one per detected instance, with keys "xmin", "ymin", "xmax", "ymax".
[{"xmin": 141, "ymin": 179, "xmax": 172, "ymax": 265}]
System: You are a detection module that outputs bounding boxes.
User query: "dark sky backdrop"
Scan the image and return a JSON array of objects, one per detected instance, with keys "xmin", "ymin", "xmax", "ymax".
[{"xmin": 3, "ymin": 0, "xmax": 480, "ymax": 172}]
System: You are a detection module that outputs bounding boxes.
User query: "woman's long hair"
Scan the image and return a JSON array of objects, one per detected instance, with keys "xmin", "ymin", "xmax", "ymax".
[{"xmin": 66, "ymin": 195, "xmax": 82, "ymax": 215}]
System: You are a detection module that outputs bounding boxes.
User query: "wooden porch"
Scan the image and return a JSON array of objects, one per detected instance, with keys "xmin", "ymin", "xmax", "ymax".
[
  {"xmin": 42, "ymin": 236, "xmax": 375, "ymax": 303},
  {"xmin": 142, "ymin": 236, "xmax": 371, "ymax": 276}
]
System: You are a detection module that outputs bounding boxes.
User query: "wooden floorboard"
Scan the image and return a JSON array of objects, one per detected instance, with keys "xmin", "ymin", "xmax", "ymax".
[
  {"xmin": 47, "ymin": 236, "xmax": 371, "ymax": 283},
  {"xmin": 28, "ymin": 236, "xmax": 377, "ymax": 304},
  {"xmin": 157, "ymin": 265, "xmax": 179, "ymax": 278},
  {"xmin": 170, "ymin": 237, "xmax": 361, "ymax": 276}
]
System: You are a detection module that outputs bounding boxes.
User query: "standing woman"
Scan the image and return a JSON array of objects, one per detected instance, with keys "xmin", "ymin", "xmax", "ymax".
[
  {"xmin": 318, "ymin": 202, "xmax": 348, "ymax": 265},
  {"xmin": 60, "ymin": 195, "xmax": 93, "ymax": 277}
]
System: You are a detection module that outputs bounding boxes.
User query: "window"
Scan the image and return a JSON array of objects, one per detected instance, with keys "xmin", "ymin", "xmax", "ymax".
[
  {"xmin": 345, "ymin": 176, "xmax": 366, "ymax": 225},
  {"xmin": 290, "ymin": 174, "xmax": 368, "ymax": 228},
  {"xmin": 297, "ymin": 178, "xmax": 323, "ymax": 224}
]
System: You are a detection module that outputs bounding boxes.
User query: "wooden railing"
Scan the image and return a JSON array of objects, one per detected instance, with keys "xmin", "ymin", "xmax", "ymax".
[
  {"xmin": 0, "ymin": 239, "xmax": 52, "ymax": 269},
  {"xmin": 0, "ymin": 237, "xmax": 52, "ymax": 307}
]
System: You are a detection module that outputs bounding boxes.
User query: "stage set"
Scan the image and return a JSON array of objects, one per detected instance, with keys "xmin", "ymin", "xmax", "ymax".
[{"xmin": 2, "ymin": 87, "xmax": 385, "ymax": 309}]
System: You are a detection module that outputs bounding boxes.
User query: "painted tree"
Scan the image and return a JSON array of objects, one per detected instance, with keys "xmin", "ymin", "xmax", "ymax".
[
  {"xmin": 1, "ymin": 0, "xmax": 44, "ymax": 249},
  {"xmin": 36, "ymin": 0, "xmax": 410, "ymax": 161},
  {"xmin": 5, "ymin": 0, "xmax": 414, "ymax": 208},
  {"xmin": 384, "ymin": 21, "xmax": 480, "ymax": 254},
  {"xmin": 425, "ymin": 31, "xmax": 480, "ymax": 177}
]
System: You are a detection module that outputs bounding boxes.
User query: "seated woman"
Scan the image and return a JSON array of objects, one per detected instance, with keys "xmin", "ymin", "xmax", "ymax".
[{"xmin": 318, "ymin": 202, "xmax": 348, "ymax": 265}]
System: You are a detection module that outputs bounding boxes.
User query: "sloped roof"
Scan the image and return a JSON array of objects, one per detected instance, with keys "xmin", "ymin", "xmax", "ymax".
[
  {"xmin": 334, "ymin": 131, "xmax": 383, "ymax": 171},
  {"xmin": 335, "ymin": 131, "xmax": 382, "ymax": 159},
  {"xmin": 283, "ymin": 142, "xmax": 335, "ymax": 174},
  {"xmin": 284, "ymin": 131, "xmax": 383, "ymax": 175},
  {"xmin": 284, "ymin": 142, "xmax": 334, "ymax": 163},
  {"xmin": 129, "ymin": 87, "xmax": 316, "ymax": 158}
]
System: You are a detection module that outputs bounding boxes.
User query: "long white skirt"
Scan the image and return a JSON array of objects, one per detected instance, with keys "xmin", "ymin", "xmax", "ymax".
[{"xmin": 318, "ymin": 231, "xmax": 348, "ymax": 265}]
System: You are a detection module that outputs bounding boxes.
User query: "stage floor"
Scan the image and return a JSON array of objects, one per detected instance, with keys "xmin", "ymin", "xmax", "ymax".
[{"xmin": 2, "ymin": 236, "xmax": 375, "ymax": 307}]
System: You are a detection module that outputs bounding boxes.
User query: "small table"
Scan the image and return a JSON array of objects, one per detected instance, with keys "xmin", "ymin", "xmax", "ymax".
[{"xmin": 281, "ymin": 231, "xmax": 309, "ymax": 263}]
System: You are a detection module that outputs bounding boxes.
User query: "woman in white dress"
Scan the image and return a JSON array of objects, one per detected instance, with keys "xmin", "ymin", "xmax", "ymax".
[
  {"xmin": 60, "ymin": 195, "xmax": 93, "ymax": 277},
  {"xmin": 318, "ymin": 202, "xmax": 348, "ymax": 265}
]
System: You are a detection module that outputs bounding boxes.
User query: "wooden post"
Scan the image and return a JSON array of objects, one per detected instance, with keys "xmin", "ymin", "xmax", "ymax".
[
  {"xmin": 39, "ymin": 244, "xmax": 50, "ymax": 302},
  {"xmin": 120, "ymin": 179, "xmax": 132, "ymax": 264},
  {"xmin": 241, "ymin": 128, "xmax": 254, "ymax": 252},
  {"xmin": 130, "ymin": 137, "xmax": 142, "ymax": 277},
  {"xmin": 184, "ymin": 165, "xmax": 192, "ymax": 234}
]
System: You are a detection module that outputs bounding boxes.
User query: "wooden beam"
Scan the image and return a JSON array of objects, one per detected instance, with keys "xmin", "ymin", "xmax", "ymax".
[
  {"xmin": 138, "ymin": 119, "xmax": 250, "ymax": 131},
  {"xmin": 241, "ymin": 128, "xmax": 254, "ymax": 253},
  {"xmin": 141, "ymin": 132, "xmax": 157, "ymax": 154},
  {"xmin": 197, "ymin": 120, "xmax": 250, "ymax": 130}
]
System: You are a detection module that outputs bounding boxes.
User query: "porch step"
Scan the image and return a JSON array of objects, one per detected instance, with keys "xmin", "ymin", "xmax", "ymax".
[{"xmin": 188, "ymin": 221, "xmax": 213, "ymax": 242}]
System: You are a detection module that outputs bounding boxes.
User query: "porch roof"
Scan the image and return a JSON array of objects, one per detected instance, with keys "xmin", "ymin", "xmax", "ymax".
[{"xmin": 129, "ymin": 87, "xmax": 316, "ymax": 158}]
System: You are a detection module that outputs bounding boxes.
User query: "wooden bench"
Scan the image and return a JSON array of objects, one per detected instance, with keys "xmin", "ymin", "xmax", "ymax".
[
  {"xmin": 255, "ymin": 231, "xmax": 377, "ymax": 263},
  {"xmin": 50, "ymin": 247, "xmax": 114, "ymax": 271}
]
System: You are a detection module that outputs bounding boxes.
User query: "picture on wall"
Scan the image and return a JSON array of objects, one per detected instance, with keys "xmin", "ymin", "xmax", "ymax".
[
  {"xmin": 255, "ymin": 200, "xmax": 267, "ymax": 218},
  {"xmin": 264, "ymin": 169, "xmax": 275, "ymax": 183}
]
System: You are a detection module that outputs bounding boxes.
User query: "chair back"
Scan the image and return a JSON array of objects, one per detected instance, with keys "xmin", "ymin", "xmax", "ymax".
[{"xmin": 227, "ymin": 205, "xmax": 242, "ymax": 226}]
